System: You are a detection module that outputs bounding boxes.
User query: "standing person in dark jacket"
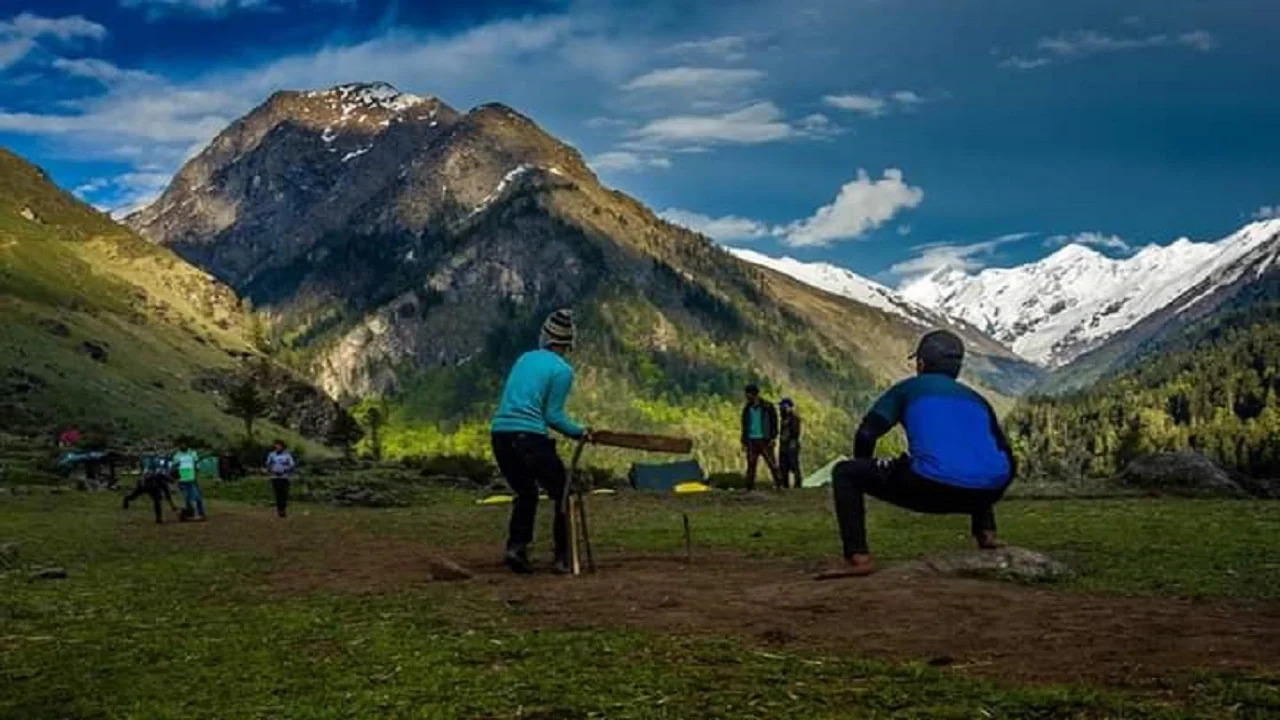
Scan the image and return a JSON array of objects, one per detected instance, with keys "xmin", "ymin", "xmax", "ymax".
[
  {"xmin": 740, "ymin": 384, "xmax": 781, "ymax": 491},
  {"xmin": 490, "ymin": 309, "xmax": 592, "ymax": 575},
  {"xmin": 819, "ymin": 330, "xmax": 1016, "ymax": 578},
  {"xmin": 778, "ymin": 398, "xmax": 803, "ymax": 489}
]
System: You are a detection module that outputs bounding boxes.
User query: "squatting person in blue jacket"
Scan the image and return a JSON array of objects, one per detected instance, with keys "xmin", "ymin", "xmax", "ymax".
[
  {"xmin": 490, "ymin": 309, "xmax": 592, "ymax": 575},
  {"xmin": 820, "ymin": 329, "xmax": 1016, "ymax": 578}
]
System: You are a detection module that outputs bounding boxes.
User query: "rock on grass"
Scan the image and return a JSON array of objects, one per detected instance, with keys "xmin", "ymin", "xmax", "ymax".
[
  {"xmin": 891, "ymin": 547, "xmax": 1072, "ymax": 584},
  {"xmin": 28, "ymin": 567, "xmax": 67, "ymax": 581},
  {"xmin": 427, "ymin": 557, "xmax": 473, "ymax": 582}
]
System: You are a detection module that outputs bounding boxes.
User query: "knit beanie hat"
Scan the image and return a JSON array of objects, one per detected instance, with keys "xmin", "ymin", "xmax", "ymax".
[{"xmin": 539, "ymin": 308, "xmax": 575, "ymax": 349}]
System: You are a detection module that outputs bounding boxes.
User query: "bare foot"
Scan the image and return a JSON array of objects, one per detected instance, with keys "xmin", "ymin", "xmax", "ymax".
[
  {"xmin": 976, "ymin": 531, "xmax": 1002, "ymax": 550},
  {"xmin": 814, "ymin": 554, "xmax": 876, "ymax": 580}
]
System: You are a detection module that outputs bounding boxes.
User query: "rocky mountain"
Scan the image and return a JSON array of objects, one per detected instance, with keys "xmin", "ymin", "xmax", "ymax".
[
  {"xmin": 900, "ymin": 220, "xmax": 1280, "ymax": 367},
  {"xmin": 0, "ymin": 148, "xmax": 345, "ymax": 450},
  {"xmin": 128, "ymin": 82, "xmax": 1037, "ymax": 469}
]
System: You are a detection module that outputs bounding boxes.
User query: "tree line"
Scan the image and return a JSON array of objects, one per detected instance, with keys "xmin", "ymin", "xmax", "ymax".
[{"xmin": 1008, "ymin": 304, "xmax": 1280, "ymax": 480}]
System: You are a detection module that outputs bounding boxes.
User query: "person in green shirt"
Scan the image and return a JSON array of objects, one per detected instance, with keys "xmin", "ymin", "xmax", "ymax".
[
  {"xmin": 739, "ymin": 384, "xmax": 781, "ymax": 491},
  {"xmin": 172, "ymin": 444, "xmax": 207, "ymax": 521}
]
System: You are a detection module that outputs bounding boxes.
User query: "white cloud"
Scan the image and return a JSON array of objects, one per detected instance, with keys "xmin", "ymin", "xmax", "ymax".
[
  {"xmin": 897, "ymin": 224, "xmax": 912, "ymax": 236},
  {"xmin": 661, "ymin": 36, "xmax": 748, "ymax": 62},
  {"xmin": 798, "ymin": 113, "xmax": 842, "ymax": 138},
  {"xmin": 998, "ymin": 56, "xmax": 1051, "ymax": 71},
  {"xmin": 2, "ymin": 13, "xmax": 107, "ymax": 42},
  {"xmin": 823, "ymin": 90, "xmax": 926, "ymax": 116},
  {"xmin": 0, "ymin": 12, "xmax": 106, "ymax": 69},
  {"xmin": 1002, "ymin": 28, "xmax": 1216, "ymax": 70},
  {"xmin": 589, "ymin": 151, "xmax": 671, "ymax": 173},
  {"xmin": 119, "ymin": 0, "xmax": 275, "ymax": 16},
  {"xmin": 1252, "ymin": 205, "xmax": 1280, "ymax": 221},
  {"xmin": 659, "ymin": 208, "xmax": 770, "ymax": 241},
  {"xmin": 1045, "ymin": 231, "xmax": 1132, "ymax": 253},
  {"xmin": 889, "ymin": 234, "xmax": 1030, "ymax": 281},
  {"xmin": 74, "ymin": 171, "xmax": 173, "ymax": 217},
  {"xmin": 52, "ymin": 57, "xmax": 158, "ymax": 84},
  {"xmin": 621, "ymin": 67, "xmax": 764, "ymax": 94},
  {"xmin": 822, "ymin": 93, "xmax": 886, "ymax": 116},
  {"xmin": 628, "ymin": 101, "xmax": 797, "ymax": 147},
  {"xmin": 0, "ymin": 15, "xmax": 585, "ymax": 166},
  {"xmin": 779, "ymin": 169, "xmax": 924, "ymax": 247}
]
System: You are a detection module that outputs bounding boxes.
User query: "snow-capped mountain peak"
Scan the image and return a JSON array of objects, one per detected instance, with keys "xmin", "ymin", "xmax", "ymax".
[
  {"xmin": 900, "ymin": 219, "xmax": 1280, "ymax": 367},
  {"xmin": 305, "ymin": 82, "xmax": 433, "ymax": 113},
  {"xmin": 726, "ymin": 247, "xmax": 940, "ymax": 327}
]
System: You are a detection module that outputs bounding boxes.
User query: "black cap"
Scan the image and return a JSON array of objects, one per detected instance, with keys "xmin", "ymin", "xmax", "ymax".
[
  {"xmin": 744, "ymin": 383, "xmax": 760, "ymax": 394},
  {"xmin": 909, "ymin": 330, "xmax": 965, "ymax": 369}
]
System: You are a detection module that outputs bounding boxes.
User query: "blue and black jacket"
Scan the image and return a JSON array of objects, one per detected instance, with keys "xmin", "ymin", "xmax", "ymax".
[{"xmin": 854, "ymin": 372, "xmax": 1015, "ymax": 490}]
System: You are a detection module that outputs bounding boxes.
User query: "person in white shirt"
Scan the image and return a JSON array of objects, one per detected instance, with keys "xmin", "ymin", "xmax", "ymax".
[{"xmin": 265, "ymin": 440, "xmax": 297, "ymax": 518}]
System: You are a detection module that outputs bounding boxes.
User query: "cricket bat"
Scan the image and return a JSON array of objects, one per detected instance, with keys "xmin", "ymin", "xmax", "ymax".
[{"xmin": 589, "ymin": 430, "xmax": 693, "ymax": 454}]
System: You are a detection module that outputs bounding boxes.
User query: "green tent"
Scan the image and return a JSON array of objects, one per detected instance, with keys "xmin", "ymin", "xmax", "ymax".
[
  {"xmin": 802, "ymin": 456, "xmax": 848, "ymax": 488},
  {"xmin": 629, "ymin": 460, "xmax": 705, "ymax": 492}
]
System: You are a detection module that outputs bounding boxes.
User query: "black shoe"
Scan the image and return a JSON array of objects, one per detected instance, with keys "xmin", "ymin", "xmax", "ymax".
[
  {"xmin": 551, "ymin": 557, "xmax": 573, "ymax": 575},
  {"xmin": 504, "ymin": 547, "xmax": 534, "ymax": 575}
]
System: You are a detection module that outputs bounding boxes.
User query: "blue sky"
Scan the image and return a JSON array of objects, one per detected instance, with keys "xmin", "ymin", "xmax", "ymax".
[{"xmin": 1, "ymin": 0, "xmax": 1277, "ymax": 285}]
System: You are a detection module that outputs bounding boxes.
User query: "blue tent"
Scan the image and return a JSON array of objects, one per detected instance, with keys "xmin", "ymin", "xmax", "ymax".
[{"xmin": 628, "ymin": 460, "xmax": 705, "ymax": 492}]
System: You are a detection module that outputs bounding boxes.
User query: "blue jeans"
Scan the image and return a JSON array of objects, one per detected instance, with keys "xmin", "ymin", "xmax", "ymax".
[{"xmin": 180, "ymin": 481, "xmax": 206, "ymax": 517}]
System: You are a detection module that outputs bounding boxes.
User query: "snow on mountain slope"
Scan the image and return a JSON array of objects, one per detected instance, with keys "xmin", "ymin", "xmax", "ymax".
[
  {"xmin": 900, "ymin": 219, "xmax": 1280, "ymax": 367},
  {"xmin": 727, "ymin": 247, "xmax": 938, "ymax": 325}
]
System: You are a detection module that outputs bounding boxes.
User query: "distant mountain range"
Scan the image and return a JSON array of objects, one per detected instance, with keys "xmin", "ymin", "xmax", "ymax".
[
  {"xmin": 731, "ymin": 220, "xmax": 1280, "ymax": 374},
  {"xmin": 900, "ymin": 220, "xmax": 1280, "ymax": 368}
]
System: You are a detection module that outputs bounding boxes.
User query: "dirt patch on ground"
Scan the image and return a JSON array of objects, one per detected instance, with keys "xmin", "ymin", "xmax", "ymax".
[
  {"xmin": 492, "ymin": 552, "xmax": 1280, "ymax": 688},
  {"xmin": 155, "ymin": 508, "xmax": 1280, "ymax": 689}
]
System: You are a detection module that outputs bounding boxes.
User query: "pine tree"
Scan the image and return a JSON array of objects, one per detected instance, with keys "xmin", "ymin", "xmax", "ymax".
[
  {"xmin": 225, "ymin": 377, "xmax": 270, "ymax": 443},
  {"xmin": 327, "ymin": 408, "xmax": 364, "ymax": 460}
]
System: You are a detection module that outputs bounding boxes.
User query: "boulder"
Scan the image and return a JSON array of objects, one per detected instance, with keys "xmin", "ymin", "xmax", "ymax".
[
  {"xmin": 1117, "ymin": 452, "xmax": 1248, "ymax": 497},
  {"xmin": 427, "ymin": 557, "xmax": 474, "ymax": 582},
  {"xmin": 329, "ymin": 486, "xmax": 406, "ymax": 508},
  {"xmin": 891, "ymin": 547, "xmax": 1072, "ymax": 584},
  {"xmin": 79, "ymin": 340, "xmax": 109, "ymax": 363}
]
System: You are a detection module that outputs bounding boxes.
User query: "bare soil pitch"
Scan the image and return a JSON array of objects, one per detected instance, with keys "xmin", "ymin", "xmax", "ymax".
[{"xmin": 165, "ymin": 508, "xmax": 1280, "ymax": 690}]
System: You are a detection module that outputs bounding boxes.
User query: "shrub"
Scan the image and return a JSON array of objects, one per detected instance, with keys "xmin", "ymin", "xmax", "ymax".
[{"xmin": 706, "ymin": 471, "xmax": 747, "ymax": 490}]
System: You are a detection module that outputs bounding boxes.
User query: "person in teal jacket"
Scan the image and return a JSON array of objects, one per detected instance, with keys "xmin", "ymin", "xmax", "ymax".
[{"xmin": 490, "ymin": 309, "xmax": 591, "ymax": 575}]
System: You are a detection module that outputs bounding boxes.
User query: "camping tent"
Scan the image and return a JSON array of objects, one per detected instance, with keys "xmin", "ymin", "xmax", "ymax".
[
  {"xmin": 629, "ymin": 459, "xmax": 705, "ymax": 492},
  {"xmin": 802, "ymin": 456, "xmax": 848, "ymax": 488}
]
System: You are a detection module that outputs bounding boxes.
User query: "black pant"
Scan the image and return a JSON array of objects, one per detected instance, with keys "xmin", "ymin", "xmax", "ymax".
[
  {"xmin": 125, "ymin": 475, "xmax": 173, "ymax": 523},
  {"xmin": 491, "ymin": 432, "xmax": 568, "ymax": 560},
  {"xmin": 779, "ymin": 444, "xmax": 802, "ymax": 489},
  {"xmin": 271, "ymin": 476, "xmax": 290, "ymax": 516},
  {"xmin": 744, "ymin": 440, "xmax": 780, "ymax": 491},
  {"xmin": 832, "ymin": 457, "xmax": 1004, "ymax": 556}
]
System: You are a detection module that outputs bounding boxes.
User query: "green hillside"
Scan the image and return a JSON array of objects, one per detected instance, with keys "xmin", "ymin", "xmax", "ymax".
[
  {"xmin": 1009, "ymin": 301, "xmax": 1280, "ymax": 481},
  {"xmin": 0, "ymin": 148, "xmax": 323, "ymax": 453}
]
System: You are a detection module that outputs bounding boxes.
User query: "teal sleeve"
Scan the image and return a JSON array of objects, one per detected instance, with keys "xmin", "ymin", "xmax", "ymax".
[
  {"xmin": 544, "ymin": 366, "xmax": 585, "ymax": 438},
  {"xmin": 868, "ymin": 383, "xmax": 905, "ymax": 426}
]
